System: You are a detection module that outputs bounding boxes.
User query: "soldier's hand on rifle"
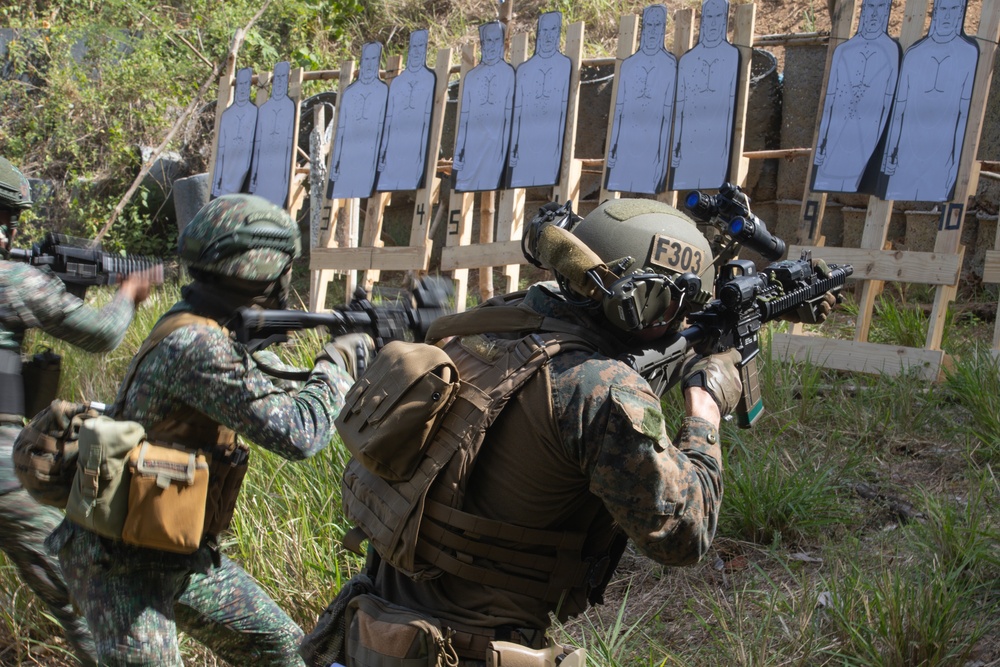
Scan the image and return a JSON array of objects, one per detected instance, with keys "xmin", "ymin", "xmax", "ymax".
[
  {"xmin": 681, "ymin": 349, "xmax": 742, "ymax": 418},
  {"xmin": 118, "ymin": 269, "xmax": 158, "ymax": 307},
  {"xmin": 781, "ymin": 258, "xmax": 842, "ymax": 325},
  {"xmin": 316, "ymin": 333, "xmax": 376, "ymax": 381}
]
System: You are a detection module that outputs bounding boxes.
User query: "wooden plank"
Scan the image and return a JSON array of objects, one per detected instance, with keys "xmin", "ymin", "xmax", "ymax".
[
  {"xmin": 928, "ymin": 0, "xmax": 1000, "ymax": 350},
  {"xmin": 794, "ymin": 0, "xmax": 857, "ymax": 246},
  {"xmin": 441, "ymin": 241, "xmax": 524, "ymax": 271},
  {"xmin": 985, "ymin": 250, "xmax": 1000, "ymax": 284},
  {"xmin": 359, "ymin": 54, "xmax": 403, "ymax": 293},
  {"xmin": 553, "ymin": 21, "xmax": 585, "ymax": 209},
  {"xmin": 408, "ymin": 47, "xmax": 454, "ymax": 256},
  {"xmin": 656, "ymin": 7, "xmax": 693, "ymax": 207},
  {"xmin": 598, "ymin": 14, "xmax": 640, "ymax": 203},
  {"xmin": 788, "ymin": 245, "xmax": 963, "ymax": 285},
  {"xmin": 312, "ymin": 59, "xmax": 357, "ymax": 310},
  {"xmin": 729, "ymin": 3, "xmax": 756, "ymax": 188},
  {"xmin": 447, "ymin": 43, "xmax": 478, "ymax": 311},
  {"xmin": 493, "ymin": 32, "xmax": 530, "ymax": 298},
  {"xmin": 284, "ymin": 67, "xmax": 305, "ymax": 219},
  {"xmin": 310, "ymin": 246, "xmax": 428, "ymax": 271},
  {"xmin": 770, "ymin": 333, "xmax": 946, "ymax": 382},
  {"xmin": 854, "ymin": 198, "xmax": 894, "ymax": 341}
]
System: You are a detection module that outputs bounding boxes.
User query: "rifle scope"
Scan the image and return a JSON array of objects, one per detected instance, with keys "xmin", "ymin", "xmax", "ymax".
[{"xmin": 684, "ymin": 186, "xmax": 786, "ymax": 261}]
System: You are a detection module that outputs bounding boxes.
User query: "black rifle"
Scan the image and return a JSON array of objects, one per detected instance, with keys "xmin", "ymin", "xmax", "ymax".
[
  {"xmin": 231, "ymin": 276, "xmax": 454, "ymax": 354},
  {"xmin": 621, "ymin": 252, "xmax": 853, "ymax": 428},
  {"xmin": 8, "ymin": 232, "xmax": 163, "ymax": 299}
]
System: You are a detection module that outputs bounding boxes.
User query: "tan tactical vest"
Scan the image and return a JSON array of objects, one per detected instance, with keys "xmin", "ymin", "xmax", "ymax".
[{"xmin": 340, "ymin": 295, "xmax": 625, "ymax": 605}]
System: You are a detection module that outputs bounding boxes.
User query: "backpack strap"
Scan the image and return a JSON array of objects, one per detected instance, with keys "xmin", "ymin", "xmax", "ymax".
[{"xmin": 118, "ymin": 312, "xmax": 236, "ymax": 449}]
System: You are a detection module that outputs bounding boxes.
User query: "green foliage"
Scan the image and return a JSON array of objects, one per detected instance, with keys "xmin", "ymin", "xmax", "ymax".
[
  {"xmin": 721, "ymin": 434, "xmax": 852, "ymax": 546},
  {"xmin": 944, "ymin": 346, "xmax": 1000, "ymax": 463},
  {"xmin": 821, "ymin": 562, "xmax": 994, "ymax": 667}
]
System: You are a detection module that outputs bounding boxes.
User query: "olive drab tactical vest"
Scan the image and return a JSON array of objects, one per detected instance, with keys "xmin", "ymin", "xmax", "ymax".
[{"xmin": 339, "ymin": 294, "xmax": 624, "ymax": 604}]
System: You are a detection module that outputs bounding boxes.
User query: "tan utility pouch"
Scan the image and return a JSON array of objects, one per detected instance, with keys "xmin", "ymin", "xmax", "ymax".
[
  {"xmin": 121, "ymin": 441, "xmax": 209, "ymax": 554},
  {"xmin": 345, "ymin": 594, "xmax": 458, "ymax": 667},
  {"xmin": 13, "ymin": 400, "xmax": 101, "ymax": 508},
  {"xmin": 336, "ymin": 340, "xmax": 459, "ymax": 482},
  {"xmin": 66, "ymin": 416, "xmax": 146, "ymax": 539}
]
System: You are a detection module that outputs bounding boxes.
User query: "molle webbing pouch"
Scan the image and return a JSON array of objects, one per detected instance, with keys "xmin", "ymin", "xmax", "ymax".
[
  {"xmin": 342, "ymin": 303, "xmax": 603, "ymax": 599},
  {"xmin": 122, "ymin": 441, "xmax": 209, "ymax": 554},
  {"xmin": 13, "ymin": 400, "xmax": 102, "ymax": 508},
  {"xmin": 203, "ymin": 440, "xmax": 249, "ymax": 536},
  {"xmin": 147, "ymin": 412, "xmax": 243, "ymax": 538},
  {"xmin": 344, "ymin": 594, "xmax": 458, "ymax": 667},
  {"xmin": 65, "ymin": 415, "xmax": 146, "ymax": 539},
  {"xmin": 21, "ymin": 347, "xmax": 62, "ymax": 419},
  {"xmin": 336, "ymin": 340, "xmax": 459, "ymax": 482}
]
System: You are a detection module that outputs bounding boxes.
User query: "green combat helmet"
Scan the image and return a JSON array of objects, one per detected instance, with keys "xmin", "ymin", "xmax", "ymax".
[
  {"xmin": 0, "ymin": 156, "xmax": 33, "ymax": 213},
  {"xmin": 570, "ymin": 199, "xmax": 715, "ymax": 331},
  {"xmin": 178, "ymin": 194, "xmax": 300, "ymax": 282}
]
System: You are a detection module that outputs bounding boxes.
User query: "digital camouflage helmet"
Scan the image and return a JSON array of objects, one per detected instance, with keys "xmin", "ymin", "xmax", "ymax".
[
  {"xmin": 178, "ymin": 194, "xmax": 300, "ymax": 282},
  {"xmin": 526, "ymin": 199, "xmax": 714, "ymax": 332},
  {"xmin": 0, "ymin": 157, "xmax": 32, "ymax": 212}
]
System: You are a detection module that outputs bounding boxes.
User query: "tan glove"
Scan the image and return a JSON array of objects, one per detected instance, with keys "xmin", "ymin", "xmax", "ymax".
[
  {"xmin": 316, "ymin": 333, "xmax": 375, "ymax": 381},
  {"xmin": 681, "ymin": 348, "xmax": 743, "ymax": 417},
  {"xmin": 781, "ymin": 258, "xmax": 843, "ymax": 325}
]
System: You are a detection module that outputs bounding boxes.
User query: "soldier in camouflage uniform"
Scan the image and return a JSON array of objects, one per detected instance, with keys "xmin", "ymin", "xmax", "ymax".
[
  {"xmin": 339, "ymin": 199, "xmax": 745, "ymax": 664},
  {"xmin": 48, "ymin": 194, "xmax": 371, "ymax": 666},
  {"xmin": 0, "ymin": 156, "xmax": 154, "ymax": 665}
]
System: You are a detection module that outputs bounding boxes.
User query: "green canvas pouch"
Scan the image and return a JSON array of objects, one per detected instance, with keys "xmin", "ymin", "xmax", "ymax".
[{"xmin": 65, "ymin": 415, "xmax": 146, "ymax": 539}]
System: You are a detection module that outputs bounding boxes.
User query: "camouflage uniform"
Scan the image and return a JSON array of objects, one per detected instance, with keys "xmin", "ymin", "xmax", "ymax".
[
  {"xmin": 0, "ymin": 260, "xmax": 137, "ymax": 666},
  {"xmin": 374, "ymin": 284, "xmax": 722, "ymax": 634},
  {"xmin": 49, "ymin": 193, "xmax": 357, "ymax": 666}
]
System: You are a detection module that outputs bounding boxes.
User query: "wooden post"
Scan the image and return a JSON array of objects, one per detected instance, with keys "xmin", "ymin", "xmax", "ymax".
[
  {"xmin": 657, "ymin": 7, "xmax": 694, "ymax": 207},
  {"xmin": 446, "ymin": 42, "xmax": 478, "ymax": 311},
  {"xmin": 359, "ymin": 54, "xmax": 403, "ymax": 295},
  {"xmin": 598, "ymin": 14, "xmax": 640, "ymax": 203},
  {"xmin": 853, "ymin": 0, "xmax": 929, "ymax": 343},
  {"xmin": 926, "ymin": 0, "xmax": 1000, "ymax": 352},
  {"xmin": 553, "ymin": 21, "xmax": 586, "ymax": 210},
  {"xmin": 729, "ymin": 3, "xmax": 757, "ymax": 188},
  {"xmin": 407, "ymin": 47, "xmax": 454, "ymax": 265},
  {"xmin": 494, "ymin": 31, "xmax": 531, "ymax": 297},
  {"xmin": 794, "ymin": 0, "xmax": 858, "ymax": 247},
  {"xmin": 311, "ymin": 59, "xmax": 356, "ymax": 311}
]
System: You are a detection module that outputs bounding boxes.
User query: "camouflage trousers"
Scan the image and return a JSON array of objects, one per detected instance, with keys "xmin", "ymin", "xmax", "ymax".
[
  {"xmin": 49, "ymin": 519, "xmax": 306, "ymax": 667},
  {"xmin": 0, "ymin": 423, "xmax": 98, "ymax": 666}
]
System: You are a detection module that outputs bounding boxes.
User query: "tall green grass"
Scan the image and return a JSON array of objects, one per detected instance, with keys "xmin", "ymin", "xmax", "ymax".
[{"xmin": 5, "ymin": 283, "xmax": 1000, "ymax": 666}]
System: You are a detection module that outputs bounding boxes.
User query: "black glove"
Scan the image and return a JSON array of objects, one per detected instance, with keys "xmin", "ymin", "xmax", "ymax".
[
  {"xmin": 782, "ymin": 258, "xmax": 843, "ymax": 325},
  {"xmin": 316, "ymin": 333, "xmax": 375, "ymax": 381},
  {"xmin": 681, "ymin": 349, "xmax": 742, "ymax": 417}
]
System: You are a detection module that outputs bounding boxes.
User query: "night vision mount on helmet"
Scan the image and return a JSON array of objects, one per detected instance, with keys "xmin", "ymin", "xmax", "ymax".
[{"xmin": 521, "ymin": 199, "xmax": 715, "ymax": 332}]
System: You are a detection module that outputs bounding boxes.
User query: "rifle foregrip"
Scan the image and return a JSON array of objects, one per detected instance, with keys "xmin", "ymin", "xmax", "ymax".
[{"xmin": 757, "ymin": 265, "xmax": 853, "ymax": 322}]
